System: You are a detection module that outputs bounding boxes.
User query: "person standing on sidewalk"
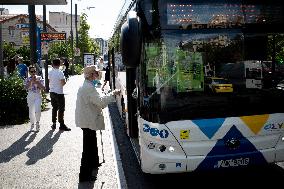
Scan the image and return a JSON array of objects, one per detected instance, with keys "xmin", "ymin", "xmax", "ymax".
[
  {"xmin": 25, "ymin": 66, "xmax": 45, "ymax": 131},
  {"xmin": 102, "ymin": 64, "xmax": 110, "ymax": 92},
  {"xmin": 75, "ymin": 65, "xmax": 120, "ymax": 182},
  {"xmin": 16, "ymin": 57, "xmax": 28, "ymax": 79},
  {"xmin": 48, "ymin": 58, "xmax": 71, "ymax": 131}
]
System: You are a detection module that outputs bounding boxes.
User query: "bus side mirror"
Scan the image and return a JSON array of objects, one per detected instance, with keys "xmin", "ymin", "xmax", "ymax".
[{"xmin": 121, "ymin": 11, "xmax": 141, "ymax": 68}]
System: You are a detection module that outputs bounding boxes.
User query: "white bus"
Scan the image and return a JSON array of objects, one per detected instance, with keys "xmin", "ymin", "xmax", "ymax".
[{"xmin": 109, "ymin": 0, "xmax": 284, "ymax": 174}]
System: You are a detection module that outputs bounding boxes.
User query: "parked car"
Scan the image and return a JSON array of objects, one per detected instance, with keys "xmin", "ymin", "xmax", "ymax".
[
  {"xmin": 205, "ymin": 77, "xmax": 233, "ymax": 93},
  {"xmin": 276, "ymin": 80, "xmax": 284, "ymax": 90}
]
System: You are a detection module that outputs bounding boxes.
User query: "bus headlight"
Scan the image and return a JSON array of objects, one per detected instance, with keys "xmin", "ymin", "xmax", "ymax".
[
  {"xmin": 145, "ymin": 140, "xmax": 183, "ymax": 155},
  {"xmin": 168, "ymin": 146, "xmax": 175, "ymax": 152}
]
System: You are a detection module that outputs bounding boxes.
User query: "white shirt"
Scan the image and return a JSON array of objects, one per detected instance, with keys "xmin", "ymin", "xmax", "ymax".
[{"xmin": 48, "ymin": 68, "xmax": 65, "ymax": 94}]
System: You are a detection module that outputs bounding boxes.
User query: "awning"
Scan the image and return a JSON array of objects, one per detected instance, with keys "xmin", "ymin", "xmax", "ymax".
[{"xmin": 0, "ymin": 0, "xmax": 67, "ymax": 5}]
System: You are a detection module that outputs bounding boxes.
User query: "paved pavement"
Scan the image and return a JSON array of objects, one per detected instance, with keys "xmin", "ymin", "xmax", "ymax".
[{"xmin": 0, "ymin": 74, "xmax": 126, "ymax": 189}]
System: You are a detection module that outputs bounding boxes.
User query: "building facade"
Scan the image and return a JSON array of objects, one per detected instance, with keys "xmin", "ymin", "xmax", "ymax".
[
  {"xmin": 0, "ymin": 14, "xmax": 56, "ymax": 48},
  {"xmin": 49, "ymin": 11, "xmax": 80, "ymax": 38},
  {"xmin": 95, "ymin": 38, "xmax": 108, "ymax": 56}
]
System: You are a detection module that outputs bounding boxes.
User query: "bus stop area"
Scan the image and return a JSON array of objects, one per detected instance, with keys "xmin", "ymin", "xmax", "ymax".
[{"xmin": 0, "ymin": 74, "xmax": 127, "ymax": 189}]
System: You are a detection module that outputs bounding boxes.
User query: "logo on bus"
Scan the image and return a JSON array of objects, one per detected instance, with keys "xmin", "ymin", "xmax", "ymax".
[
  {"xmin": 143, "ymin": 124, "xmax": 169, "ymax": 138},
  {"xmin": 263, "ymin": 123, "xmax": 283, "ymax": 131},
  {"xmin": 214, "ymin": 157, "xmax": 249, "ymax": 168}
]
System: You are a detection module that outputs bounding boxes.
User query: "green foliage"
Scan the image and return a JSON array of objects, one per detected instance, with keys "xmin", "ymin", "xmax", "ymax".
[
  {"xmin": 78, "ymin": 13, "xmax": 99, "ymax": 57},
  {"xmin": 16, "ymin": 46, "xmax": 30, "ymax": 60},
  {"xmin": 48, "ymin": 41, "xmax": 70, "ymax": 60},
  {"xmin": 3, "ymin": 43, "xmax": 30, "ymax": 61},
  {"xmin": 41, "ymin": 92, "xmax": 48, "ymax": 111},
  {"xmin": 3, "ymin": 42, "xmax": 17, "ymax": 60},
  {"xmin": 109, "ymin": 31, "xmax": 120, "ymax": 52},
  {"xmin": 0, "ymin": 74, "xmax": 28, "ymax": 126},
  {"xmin": 268, "ymin": 34, "xmax": 284, "ymax": 64},
  {"xmin": 70, "ymin": 63, "xmax": 84, "ymax": 75},
  {"xmin": 0, "ymin": 73, "xmax": 48, "ymax": 126}
]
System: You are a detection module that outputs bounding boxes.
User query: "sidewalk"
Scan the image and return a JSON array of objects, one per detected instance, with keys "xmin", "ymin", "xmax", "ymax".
[{"xmin": 0, "ymin": 74, "xmax": 124, "ymax": 189}]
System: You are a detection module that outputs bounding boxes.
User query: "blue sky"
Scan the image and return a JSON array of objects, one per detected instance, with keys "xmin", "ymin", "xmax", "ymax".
[{"xmin": 1, "ymin": 0, "xmax": 125, "ymax": 40}]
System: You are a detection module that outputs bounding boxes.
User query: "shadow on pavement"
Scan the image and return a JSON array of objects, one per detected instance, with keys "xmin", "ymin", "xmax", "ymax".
[
  {"xmin": 142, "ymin": 164, "xmax": 284, "ymax": 189},
  {"xmin": 0, "ymin": 131, "xmax": 37, "ymax": 164},
  {"xmin": 77, "ymin": 182, "xmax": 95, "ymax": 189},
  {"xmin": 26, "ymin": 130, "xmax": 62, "ymax": 165}
]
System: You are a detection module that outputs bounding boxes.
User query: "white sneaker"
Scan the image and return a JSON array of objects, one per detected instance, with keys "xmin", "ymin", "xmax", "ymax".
[
  {"xmin": 30, "ymin": 123, "xmax": 34, "ymax": 131},
  {"xmin": 36, "ymin": 122, "xmax": 40, "ymax": 131}
]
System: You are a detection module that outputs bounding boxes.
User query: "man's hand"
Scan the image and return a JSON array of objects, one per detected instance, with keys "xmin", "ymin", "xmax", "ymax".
[{"xmin": 112, "ymin": 89, "xmax": 121, "ymax": 95}]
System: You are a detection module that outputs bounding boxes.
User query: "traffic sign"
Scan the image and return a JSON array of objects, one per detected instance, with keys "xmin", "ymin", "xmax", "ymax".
[
  {"xmin": 41, "ymin": 32, "xmax": 66, "ymax": 41},
  {"xmin": 83, "ymin": 53, "xmax": 95, "ymax": 67}
]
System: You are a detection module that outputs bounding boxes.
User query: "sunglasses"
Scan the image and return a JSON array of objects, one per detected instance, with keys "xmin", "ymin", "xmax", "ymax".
[{"xmin": 30, "ymin": 70, "xmax": 36, "ymax": 73}]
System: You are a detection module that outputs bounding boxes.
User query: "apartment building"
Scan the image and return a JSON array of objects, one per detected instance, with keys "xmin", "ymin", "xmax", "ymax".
[{"xmin": 49, "ymin": 11, "xmax": 80, "ymax": 38}]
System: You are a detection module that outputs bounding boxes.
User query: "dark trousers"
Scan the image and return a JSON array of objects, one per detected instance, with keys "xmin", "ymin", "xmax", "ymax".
[
  {"xmin": 80, "ymin": 128, "xmax": 100, "ymax": 177},
  {"xmin": 50, "ymin": 92, "xmax": 65, "ymax": 124}
]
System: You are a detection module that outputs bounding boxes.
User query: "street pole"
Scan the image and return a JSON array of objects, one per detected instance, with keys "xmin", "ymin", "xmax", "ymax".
[
  {"xmin": 75, "ymin": 4, "xmax": 78, "ymax": 49},
  {"xmin": 43, "ymin": 5, "xmax": 49, "ymax": 92},
  {"xmin": 0, "ymin": 23, "xmax": 3, "ymax": 77},
  {"xmin": 70, "ymin": 0, "xmax": 74, "ymax": 75},
  {"xmin": 75, "ymin": 3, "xmax": 79, "ymax": 65},
  {"xmin": 28, "ymin": 5, "xmax": 37, "ymax": 66},
  {"xmin": 0, "ymin": 8, "xmax": 5, "ymax": 77}
]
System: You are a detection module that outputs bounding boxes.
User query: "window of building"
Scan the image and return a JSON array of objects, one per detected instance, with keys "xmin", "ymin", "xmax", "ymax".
[{"xmin": 8, "ymin": 26, "xmax": 15, "ymax": 37}]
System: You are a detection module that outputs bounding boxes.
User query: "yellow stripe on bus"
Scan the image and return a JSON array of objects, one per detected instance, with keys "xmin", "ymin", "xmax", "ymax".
[{"xmin": 240, "ymin": 114, "xmax": 269, "ymax": 134}]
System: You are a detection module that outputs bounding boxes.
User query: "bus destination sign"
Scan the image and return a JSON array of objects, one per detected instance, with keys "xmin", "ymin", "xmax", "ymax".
[{"xmin": 41, "ymin": 32, "xmax": 66, "ymax": 41}]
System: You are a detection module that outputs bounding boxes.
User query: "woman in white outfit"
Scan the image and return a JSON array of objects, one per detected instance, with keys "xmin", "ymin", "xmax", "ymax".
[{"xmin": 25, "ymin": 66, "xmax": 45, "ymax": 131}]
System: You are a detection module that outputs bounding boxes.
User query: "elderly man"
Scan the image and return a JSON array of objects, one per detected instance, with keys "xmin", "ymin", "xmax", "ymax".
[{"xmin": 75, "ymin": 65, "xmax": 120, "ymax": 182}]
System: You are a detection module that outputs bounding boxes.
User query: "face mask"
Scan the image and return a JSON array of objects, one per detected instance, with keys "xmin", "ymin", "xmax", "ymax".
[{"xmin": 92, "ymin": 80, "xmax": 99, "ymax": 86}]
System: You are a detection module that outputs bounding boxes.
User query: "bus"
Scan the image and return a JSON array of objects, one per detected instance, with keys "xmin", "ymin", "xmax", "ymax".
[{"xmin": 108, "ymin": 0, "xmax": 284, "ymax": 174}]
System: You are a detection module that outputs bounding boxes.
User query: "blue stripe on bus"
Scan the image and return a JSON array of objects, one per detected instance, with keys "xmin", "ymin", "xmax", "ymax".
[
  {"xmin": 192, "ymin": 118, "xmax": 225, "ymax": 139},
  {"xmin": 195, "ymin": 126, "xmax": 267, "ymax": 170}
]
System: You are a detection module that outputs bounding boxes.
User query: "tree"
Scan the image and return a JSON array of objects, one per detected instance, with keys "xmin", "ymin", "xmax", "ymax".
[
  {"xmin": 16, "ymin": 45, "xmax": 30, "ymax": 60},
  {"xmin": 268, "ymin": 34, "xmax": 284, "ymax": 64},
  {"xmin": 78, "ymin": 13, "xmax": 99, "ymax": 59},
  {"xmin": 3, "ymin": 42, "xmax": 16, "ymax": 60},
  {"xmin": 48, "ymin": 41, "xmax": 69, "ymax": 61}
]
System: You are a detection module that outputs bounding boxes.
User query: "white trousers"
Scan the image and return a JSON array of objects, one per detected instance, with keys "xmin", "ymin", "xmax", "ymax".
[{"xmin": 27, "ymin": 92, "xmax": 42, "ymax": 124}]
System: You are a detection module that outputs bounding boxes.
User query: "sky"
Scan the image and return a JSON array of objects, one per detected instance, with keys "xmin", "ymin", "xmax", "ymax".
[{"xmin": 1, "ymin": 0, "xmax": 125, "ymax": 40}]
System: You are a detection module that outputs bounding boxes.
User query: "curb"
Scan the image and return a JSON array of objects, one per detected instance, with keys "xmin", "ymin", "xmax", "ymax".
[{"xmin": 105, "ymin": 106, "xmax": 128, "ymax": 189}]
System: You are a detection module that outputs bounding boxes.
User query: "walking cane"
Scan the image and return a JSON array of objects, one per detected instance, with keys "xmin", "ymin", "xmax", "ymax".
[{"xmin": 100, "ymin": 130, "xmax": 105, "ymax": 163}]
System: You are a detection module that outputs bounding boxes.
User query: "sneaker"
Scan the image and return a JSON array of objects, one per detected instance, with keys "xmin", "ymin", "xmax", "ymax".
[
  {"xmin": 59, "ymin": 124, "xmax": 71, "ymax": 131},
  {"xmin": 36, "ymin": 122, "xmax": 40, "ymax": 131},
  {"xmin": 51, "ymin": 123, "xmax": 56, "ymax": 130},
  {"xmin": 30, "ymin": 123, "xmax": 34, "ymax": 131}
]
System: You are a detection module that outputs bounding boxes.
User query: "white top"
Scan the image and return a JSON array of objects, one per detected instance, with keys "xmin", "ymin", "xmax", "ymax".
[
  {"xmin": 25, "ymin": 75, "xmax": 44, "ymax": 94},
  {"xmin": 48, "ymin": 68, "xmax": 65, "ymax": 94}
]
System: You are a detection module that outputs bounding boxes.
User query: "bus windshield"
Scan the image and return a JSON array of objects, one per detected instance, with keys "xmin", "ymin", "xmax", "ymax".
[
  {"xmin": 163, "ymin": 0, "xmax": 283, "ymax": 28},
  {"xmin": 141, "ymin": 0, "xmax": 284, "ymax": 30},
  {"xmin": 139, "ymin": 0, "xmax": 284, "ymax": 123}
]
